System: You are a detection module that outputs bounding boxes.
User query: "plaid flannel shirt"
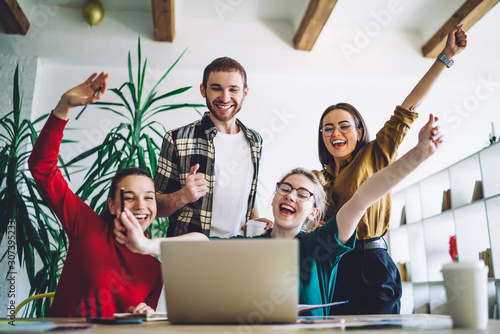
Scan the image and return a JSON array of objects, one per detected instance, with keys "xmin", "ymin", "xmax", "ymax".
[{"xmin": 155, "ymin": 112, "xmax": 263, "ymax": 236}]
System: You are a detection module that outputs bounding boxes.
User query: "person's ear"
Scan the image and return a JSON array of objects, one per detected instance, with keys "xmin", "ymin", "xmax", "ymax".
[
  {"xmin": 242, "ymin": 87, "xmax": 249, "ymax": 101},
  {"xmin": 307, "ymin": 207, "xmax": 319, "ymax": 220},
  {"xmin": 200, "ymin": 83, "xmax": 207, "ymax": 98},
  {"xmin": 356, "ymin": 126, "xmax": 363, "ymax": 142},
  {"xmin": 108, "ymin": 197, "xmax": 116, "ymax": 216}
]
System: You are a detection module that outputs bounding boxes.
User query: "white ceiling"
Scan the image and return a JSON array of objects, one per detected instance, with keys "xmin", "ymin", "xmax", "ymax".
[{"xmin": 15, "ymin": 0, "xmax": 497, "ymax": 45}]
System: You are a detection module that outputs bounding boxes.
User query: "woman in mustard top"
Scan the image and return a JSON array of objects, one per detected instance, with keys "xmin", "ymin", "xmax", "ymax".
[
  {"xmin": 115, "ymin": 115, "xmax": 444, "ymax": 317},
  {"xmin": 317, "ymin": 25, "xmax": 467, "ymax": 314}
]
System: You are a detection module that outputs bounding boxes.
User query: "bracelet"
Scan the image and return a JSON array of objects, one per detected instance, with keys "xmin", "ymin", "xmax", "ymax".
[{"xmin": 437, "ymin": 53, "xmax": 454, "ymax": 68}]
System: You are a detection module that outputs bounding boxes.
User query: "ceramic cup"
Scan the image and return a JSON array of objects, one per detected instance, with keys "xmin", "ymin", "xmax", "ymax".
[
  {"xmin": 246, "ymin": 220, "xmax": 267, "ymax": 237},
  {"xmin": 441, "ymin": 261, "xmax": 489, "ymax": 329}
]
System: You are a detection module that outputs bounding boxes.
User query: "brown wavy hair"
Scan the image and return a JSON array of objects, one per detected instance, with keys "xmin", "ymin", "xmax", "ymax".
[{"xmin": 317, "ymin": 103, "xmax": 370, "ymax": 170}]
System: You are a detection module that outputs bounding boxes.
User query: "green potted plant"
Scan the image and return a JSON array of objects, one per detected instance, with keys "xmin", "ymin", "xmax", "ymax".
[
  {"xmin": 0, "ymin": 65, "xmax": 68, "ymax": 317},
  {"xmin": 65, "ymin": 38, "xmax": 204, "ymax": 237}
]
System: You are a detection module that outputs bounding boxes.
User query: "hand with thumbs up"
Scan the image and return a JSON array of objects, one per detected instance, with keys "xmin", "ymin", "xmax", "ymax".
[{"xmin": 181, "ymin": 164, "xmax": 208, "ymax": 204}]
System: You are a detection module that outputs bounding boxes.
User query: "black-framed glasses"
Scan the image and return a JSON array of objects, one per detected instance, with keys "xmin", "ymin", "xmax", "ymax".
[
  {"xmin": 276, "ymin": 182, "xmax": 314, "ymax": 202},
  {"xmin": 320, "ymin": 122, "xmax": 354, "ymax": 137}
]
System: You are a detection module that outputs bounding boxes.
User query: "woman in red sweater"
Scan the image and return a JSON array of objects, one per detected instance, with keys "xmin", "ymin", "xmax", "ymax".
[{"xmin": 29, "ymin": 72, "xmax": 163, "ymax": 317}]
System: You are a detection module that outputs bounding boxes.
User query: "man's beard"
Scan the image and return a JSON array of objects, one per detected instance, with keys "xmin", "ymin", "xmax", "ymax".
[{"xmin": 206, "ymin": 97, "xmax": 243, "ymax": 122}]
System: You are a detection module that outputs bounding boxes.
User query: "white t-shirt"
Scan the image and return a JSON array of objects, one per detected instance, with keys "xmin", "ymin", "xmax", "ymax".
[{"xmin": 210, "ymin": 130, "xmax": 253, "ymax": 237}]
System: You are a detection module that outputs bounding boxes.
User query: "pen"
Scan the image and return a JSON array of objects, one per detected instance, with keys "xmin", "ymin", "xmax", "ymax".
[
  {"xmin": 120, "ymin": 187, "xmax": 125, "ymax": 214},
  {"xmin": 75, "ymin": 87, "xmax": 101, "ymax": 120},
  {"xmin": 120, "ymin": 188, "xmax": 127, "ymax": 235}
]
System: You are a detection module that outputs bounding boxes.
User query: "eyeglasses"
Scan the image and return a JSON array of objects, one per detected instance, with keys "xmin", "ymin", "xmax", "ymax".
[
  {"xmin": 320, "ymin": 122, "xmax": 354, "ymax": 137},
  {"xmin": 276, "ymin": 182, "xmax": 314, "ymax": 202}
]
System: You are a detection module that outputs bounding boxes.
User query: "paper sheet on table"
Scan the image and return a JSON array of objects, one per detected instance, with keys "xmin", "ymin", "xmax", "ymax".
[
  {"xmin": 0, "ymin": 321, "xmax": 93, "ymax": 332},
  {"xmin": 297, "ymin": 300, "xmax": 348, "ymax": 313},
  {"xmin": 113, "ymin": 311, "xmax": 168, "ymax": 321}
]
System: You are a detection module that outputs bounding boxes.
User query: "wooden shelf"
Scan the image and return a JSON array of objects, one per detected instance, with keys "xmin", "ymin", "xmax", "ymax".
[{"xmin": 387, "ymin": 142, "xmax": 500, "ymax": 316}]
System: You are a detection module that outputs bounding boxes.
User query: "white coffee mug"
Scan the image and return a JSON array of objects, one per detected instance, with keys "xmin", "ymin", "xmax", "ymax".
[
  {"xmin": 441, "ymin": 261, "xmax": 489, "ymax": 329},
  {"xmin": 246, "ymin": 220, "xmax": 267, "ymax": 237}
]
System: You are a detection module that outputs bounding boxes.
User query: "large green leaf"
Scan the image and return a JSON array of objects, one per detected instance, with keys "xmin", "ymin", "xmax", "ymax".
[
  {"xmin": 62, "ymin": 145, "xmax": 103, "ymax": 168},
  {"xmin": 145, "ymin": 134, "xmax": 157, "ymax": 174},
  {"xmin": 109, "ymin": 87, "xmax": 134, "ymax": 116},
  {"xmin": 0, "ymin": 65, "xmax": 68, "ymax": 316},
  {"xmin": 143, "ymin": 86, "xmax": 194, "ymax": 113},
  {"xmin": 142, "ymin": 48, "xmax": 188, "ymax": 110},
  {"xmin": 13, "ymin": 66, "xmax": 20, "ymax": 127}
]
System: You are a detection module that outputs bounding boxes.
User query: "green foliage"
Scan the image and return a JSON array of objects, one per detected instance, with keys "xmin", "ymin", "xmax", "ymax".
[
  {"xmin": 0, "ymin": 40, "xmax": 198, "ymax": 317},
  {"xmin": 0, "ymin": 65, "xmax": 68, "ymax": 317},
  {"xmin": 65, "ymin": 37, "xmax": 204, "ymax": 237}
]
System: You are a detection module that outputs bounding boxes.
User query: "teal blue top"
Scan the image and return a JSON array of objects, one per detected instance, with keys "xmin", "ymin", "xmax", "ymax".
[{"xmin": 226, "ymin": 216, "xmax": 355, "ymax": 316}]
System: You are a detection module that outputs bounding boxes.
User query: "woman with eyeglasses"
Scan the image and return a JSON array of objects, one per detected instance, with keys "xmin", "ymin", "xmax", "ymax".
[
  {"xmin": 316, "ymin": 26, "xmax": 467, "ymax": 315},
  {"xmin": 114, "ymin": 114, "xmax": 443, "ymax": 315}
]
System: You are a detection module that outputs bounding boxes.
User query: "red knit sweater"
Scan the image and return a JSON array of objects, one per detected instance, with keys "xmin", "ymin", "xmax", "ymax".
[{"xmin": 28, "ymin": 113, "xmax": 162, "ymax": 317}]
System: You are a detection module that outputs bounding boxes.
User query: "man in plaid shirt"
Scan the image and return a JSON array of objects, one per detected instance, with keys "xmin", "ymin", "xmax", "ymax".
[{"xmin": 154, "ymin": 57, "xmax": 264, "ymax": 238}]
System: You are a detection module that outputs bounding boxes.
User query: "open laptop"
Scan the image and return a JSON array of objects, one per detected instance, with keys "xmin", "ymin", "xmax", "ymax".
[{"xmin": 160, "ymin": 239, "xmax": 299, "ymax": 324}]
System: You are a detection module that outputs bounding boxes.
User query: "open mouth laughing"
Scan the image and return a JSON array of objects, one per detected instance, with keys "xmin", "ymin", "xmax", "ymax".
[
  {"xmin": 279, "ymin": 203, "xmax": 296, "ymax": 216},
  {"xmin": 331, "ymin": 139, "xmax": 346, "ymax": 149},
  {"xmin": 133, "ymin": 214, "xmax": 149, "ymax": 224},
  {"xmin": 215, "ymin": 103, "xmax": 234, "ymax": 112}
]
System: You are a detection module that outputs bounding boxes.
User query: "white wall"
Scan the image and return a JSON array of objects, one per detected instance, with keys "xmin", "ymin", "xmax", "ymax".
[{"xmin": 1, "ymin": 2, "xmax": 500, "ymax": 316}]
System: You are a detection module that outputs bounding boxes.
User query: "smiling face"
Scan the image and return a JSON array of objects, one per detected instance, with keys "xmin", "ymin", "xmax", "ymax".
[
  {"xmin": 108, "ymin": 175, "xmax": 156, "ymax": 231},
  {"xmin": 321, "ymin": 109, "xmax": 363, "ymax": 165},
  {"xmin": 200, "ymin": 70, "xmax": 248, "ymax": 123},
  {"xmin": 271, "ymin": 174, "xmax": 319, "ymax": 234}
]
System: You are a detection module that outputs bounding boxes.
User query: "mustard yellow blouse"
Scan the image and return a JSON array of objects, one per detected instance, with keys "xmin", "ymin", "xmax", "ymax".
[{"xmin": 322, "ymin": 106, "xmax": 418, "ymax": 240}]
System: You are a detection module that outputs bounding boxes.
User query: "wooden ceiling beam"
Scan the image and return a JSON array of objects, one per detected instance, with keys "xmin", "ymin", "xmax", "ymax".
[
  {"xmin": 0, "ymin": 0, "xmax": 30, "ymax": 35},
  {"xmin": 293, "ymin": 0, "xmax": 338, "ymax": 51},
  {"xmin": 422, "ymin": 0, "xmax": 500, "ymax": 58},
  {"xmin": 151, "ymin": 0, "xmax": 175, "ymax": 42}
]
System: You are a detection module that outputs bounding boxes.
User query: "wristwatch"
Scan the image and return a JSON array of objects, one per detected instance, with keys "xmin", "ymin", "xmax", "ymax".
[{"xmin": 437, "ymin": 53, "xmax": 454, "ymax": 68}]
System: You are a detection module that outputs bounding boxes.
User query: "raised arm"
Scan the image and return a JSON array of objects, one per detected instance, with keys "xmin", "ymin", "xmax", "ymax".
[
  {"xmin": 53, "ymin": 72, "xmax": 109, "ymax": 120},
  {"xmin": 400, "ymin": 25, "xmax": 467, "ymax": 111},
  {"xmin": 28, "ymin": 73, "xmax": 109, "ymax": 237},
  {"xmin": 336, "ymin": 114, "xmax": 444, "ymax": 243},
  {"xmin": 114, "ymin": 208, "xmax": 209, "ymax": 256}
]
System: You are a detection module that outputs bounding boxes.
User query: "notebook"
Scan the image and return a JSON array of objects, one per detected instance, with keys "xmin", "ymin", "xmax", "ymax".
[{"xmin": 160, "ymin": 239, "xmax": 299, "ymax": 324}]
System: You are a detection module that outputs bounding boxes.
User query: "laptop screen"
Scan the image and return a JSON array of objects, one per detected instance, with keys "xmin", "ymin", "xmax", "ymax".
[{"xmin": 160, "ymin": 239, "xmax": 299, "ymax": 324}]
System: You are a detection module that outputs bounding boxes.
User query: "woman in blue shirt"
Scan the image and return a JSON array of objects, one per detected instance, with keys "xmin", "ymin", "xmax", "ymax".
[{"xmin": 115, "ymin": 114, "xmax": 443, "ymax": 315}]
